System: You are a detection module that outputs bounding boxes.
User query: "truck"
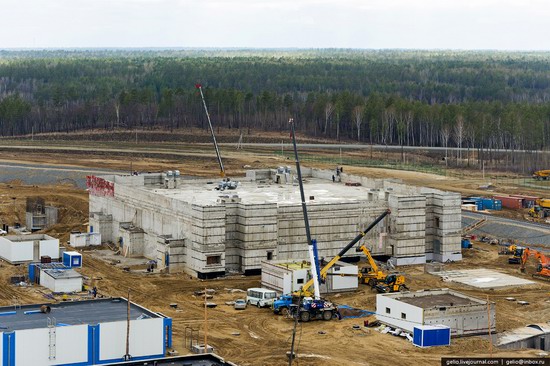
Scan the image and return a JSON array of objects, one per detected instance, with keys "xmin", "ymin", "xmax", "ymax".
[{"xmin": 533, "ymin": 170, "xmax": 550, "ymax": 180}]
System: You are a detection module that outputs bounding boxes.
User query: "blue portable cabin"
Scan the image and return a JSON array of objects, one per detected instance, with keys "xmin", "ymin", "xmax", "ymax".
[
  {"xmin": 492, "ymin": 199, "xmax": 502, "ymax": 211},
  {"xmin": 413, "ymin": 325, "xmax": 451, "ymax": 348},
  {"xmin": 63, "ymin": 251, "xmax": 82, "ymax": 268}
]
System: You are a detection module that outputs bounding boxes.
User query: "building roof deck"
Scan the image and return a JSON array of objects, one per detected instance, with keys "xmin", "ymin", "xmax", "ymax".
[
  {"xmin": 43, "ymin": 268, "xmax": 83, "ymax": 279},
  {"xmin": 148, "ymin": 179, "xmax": 379, "ymax": 206},
  {"xmin": 396, "ymin": 293, "xmax": 478, "ymax": 309},
  {"xmin": 0, "ymin": 298, "xmax": 161, "ymax": 331}
]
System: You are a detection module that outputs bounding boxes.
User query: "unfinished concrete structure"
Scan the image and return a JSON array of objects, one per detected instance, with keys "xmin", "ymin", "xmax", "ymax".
[
  {"xmin": 25, "ymin": 197, "xmax": 58, "ymax": 232},
  {"xmin": 497, "ymin": 324, "xmax": 550, "ymax": 351},
  {"xmin": 88, "ymin": 167, "xmax": 462, "ymax": 278},
  {"xmin": 376, "ymin": 288, "xmax": 496, "ymax": 336},
  {"xmin": 0, "ymin": 234, "xmax": 59, "ymax": 264}
]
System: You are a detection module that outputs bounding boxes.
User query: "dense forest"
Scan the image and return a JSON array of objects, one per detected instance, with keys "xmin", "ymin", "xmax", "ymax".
[{"xmin": 1, "ymin": 49, "xmax": 550, "ymax": 171}]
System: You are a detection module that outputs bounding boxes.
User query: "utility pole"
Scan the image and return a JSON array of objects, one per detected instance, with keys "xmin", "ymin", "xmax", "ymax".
[
  {"xmin": 204, "ymin": 287, "xmax": 208, "ymax": 353},
  {"xmin": 124, "ymin": 289, "xmax": 131, "ymax": 361}
]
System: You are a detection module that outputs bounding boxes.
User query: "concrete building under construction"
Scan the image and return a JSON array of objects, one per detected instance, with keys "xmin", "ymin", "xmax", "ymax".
[{"xmin": 88, "ymin": 167, "xmax": 462, "ymax": 278}]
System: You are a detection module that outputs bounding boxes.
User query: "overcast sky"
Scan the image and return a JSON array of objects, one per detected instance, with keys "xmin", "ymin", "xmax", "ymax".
[{"xmin": 2, "ymin": 0, "xmax": 549, "ymax": 50}]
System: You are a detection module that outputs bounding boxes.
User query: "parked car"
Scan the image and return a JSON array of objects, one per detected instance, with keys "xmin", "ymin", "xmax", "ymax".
[
  {"xmin": 234, "ymin": 299, "xmax": 247, "ymax": 310},
  {"xmin": 0, "ymin": 229, "xmax": 7, "ymax": 235}
]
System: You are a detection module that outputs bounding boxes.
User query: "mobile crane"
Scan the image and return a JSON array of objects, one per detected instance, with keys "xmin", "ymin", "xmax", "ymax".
[
  {"xmin": 196, "ymin": 84, "xmax": 237, "ymax": 190},
  {"xmin": 520, "ymin": 248, "xmax": 550, "ymax": 280},
  {"xmin": 286, "ymin": 118, "xmax": 335, "ymax": 322}
]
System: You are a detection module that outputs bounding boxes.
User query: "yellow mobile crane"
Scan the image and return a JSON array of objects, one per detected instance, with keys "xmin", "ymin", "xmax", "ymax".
[{"xmin": 356, "ymin": 245, "xmax": 408, "ymax": 292}]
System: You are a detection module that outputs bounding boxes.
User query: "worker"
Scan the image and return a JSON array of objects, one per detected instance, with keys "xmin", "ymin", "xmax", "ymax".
[
  {"xmin": 335, "ymin": 306, "xmax": 342, "ymax": 320},
  {"xmin": 332, "ymin": 175, "xmax": 335, "ymax": 182},
  {"xmin": 92, "ymin": 286, "xmax": 98, "ymax": 298}
]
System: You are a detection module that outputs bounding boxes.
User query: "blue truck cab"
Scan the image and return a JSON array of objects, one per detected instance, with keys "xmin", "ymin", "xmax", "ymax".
[{"xmin": 272, "ymin": 294, "xmax": 294, "ymax": 315}]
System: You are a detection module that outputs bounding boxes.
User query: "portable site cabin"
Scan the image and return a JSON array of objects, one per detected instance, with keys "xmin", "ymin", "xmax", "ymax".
[
  {"xmin": 62, "ymin": 251, "xmax": 82, "ymax": 268},
  {"xmin": 413, "ymin": 325, "xmax": 451, "ymax": 348}
]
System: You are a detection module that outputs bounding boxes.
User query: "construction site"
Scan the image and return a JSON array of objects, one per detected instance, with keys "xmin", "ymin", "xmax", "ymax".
[{"xmin": 0, "ymin": 122, "xmax": 549, "ymax": 365}]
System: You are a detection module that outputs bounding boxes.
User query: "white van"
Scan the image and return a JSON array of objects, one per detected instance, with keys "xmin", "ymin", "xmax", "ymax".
[{"xmin": 246, "ymin": 287, "xmax": 277, "ymax": 308}]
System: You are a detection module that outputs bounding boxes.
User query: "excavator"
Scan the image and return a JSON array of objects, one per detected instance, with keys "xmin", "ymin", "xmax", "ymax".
[
  {"xmin": 356, "ymin": 245, "xmax": 408, "ymax": 292},
  {"xmin": 520, "ymin": 248, "xmax": 550, "ymax": 280},
  {"xmin": 499, "ymin": 244, "xmax": 525, "ymax": 264}
]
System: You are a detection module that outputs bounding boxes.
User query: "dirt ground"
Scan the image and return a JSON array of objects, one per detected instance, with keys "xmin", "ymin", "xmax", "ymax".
[{"xmin": 0, "ymin": 141, "xmax": 549, "ymax": 366}]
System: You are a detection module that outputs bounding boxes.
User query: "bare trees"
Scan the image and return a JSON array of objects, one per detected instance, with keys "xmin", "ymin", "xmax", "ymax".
[
  {"xmin": 453, "ymin": 115, "xmax": 465, "ymax": 163},
  {"xmin": 324, "ymin": 102, "xmax": 334, "ymax": 136},
  {"xmin": 440, "ymin": 125, "xmax": 451, "ymax": 167},
  {"xmin": 353, "ymin": 105, "xmax": 363, "ymax": 141}
]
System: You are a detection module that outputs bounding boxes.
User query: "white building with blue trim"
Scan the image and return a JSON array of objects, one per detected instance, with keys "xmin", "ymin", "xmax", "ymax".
[{"xmin": 0, "ymin": 298, "xmax": 172, "ymax": 365}]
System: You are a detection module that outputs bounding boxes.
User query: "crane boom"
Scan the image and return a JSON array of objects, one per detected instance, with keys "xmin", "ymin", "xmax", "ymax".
[
  {"xmin": 289, "ymin": 118, "xmax": 321, "ymax": 300},
  {"xmin": 196, "ymin": 84, "xmax": 225, "ymax": 177}
]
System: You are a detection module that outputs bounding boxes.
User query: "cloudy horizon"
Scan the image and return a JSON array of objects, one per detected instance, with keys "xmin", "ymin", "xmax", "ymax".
[{"xmin": 2, "ymin": 0, "xmax": 549, "ymax": 50}]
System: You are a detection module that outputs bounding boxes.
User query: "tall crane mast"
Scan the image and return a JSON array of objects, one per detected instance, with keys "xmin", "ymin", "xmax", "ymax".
[
  {"xmin": 289, "ymin": 118, "xmax": 321, "ymax": 300},
  {"xmin": 196, "ymin": 84, "xmax": 225, "ymax": 178}
]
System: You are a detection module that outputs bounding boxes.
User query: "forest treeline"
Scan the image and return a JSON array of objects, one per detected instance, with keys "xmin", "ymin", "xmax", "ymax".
[{"xmin": 1, "ymin": 49, "xmax": 550, "ymax": 171}]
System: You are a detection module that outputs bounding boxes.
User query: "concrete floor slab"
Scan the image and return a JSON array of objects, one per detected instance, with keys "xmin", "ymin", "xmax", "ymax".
[
  {"xmin": 150, "ymin": 179, "xmax": 379, "ymax": 205},
  {"xmin": 434, "ymin": 268, "xmax": 535, "ymax": 288}
]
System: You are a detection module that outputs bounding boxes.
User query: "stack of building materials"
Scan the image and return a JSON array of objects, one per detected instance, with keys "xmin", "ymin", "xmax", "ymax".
[{"xmin": 0, "ymin": 234, "xmax": 59, "ymax": 264}]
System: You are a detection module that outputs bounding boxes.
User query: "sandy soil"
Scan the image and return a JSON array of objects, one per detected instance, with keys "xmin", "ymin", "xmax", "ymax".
[{"xmin": 0, "ymin": 141, "xmax": 549, "ymax": 366}]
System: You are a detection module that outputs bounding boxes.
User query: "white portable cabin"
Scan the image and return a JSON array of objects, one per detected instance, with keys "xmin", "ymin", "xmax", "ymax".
[{"xmin": 40, "ymin": 268, "xmax": 83, "ymax": 293}]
